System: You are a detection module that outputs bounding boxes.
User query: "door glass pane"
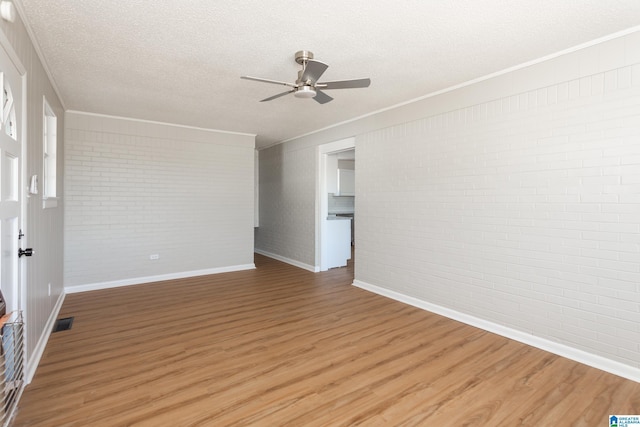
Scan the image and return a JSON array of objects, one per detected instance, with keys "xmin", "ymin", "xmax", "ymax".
[
  {"xmin": 3, "ymin": 82, "xmax": 15, "ymax": 140},
  {"xmin": 2, "ymin": 152, "xmax": 16, "ymax": 201},
  {"xmin": 5, "ymin": 106, "xmax": 15, "ymax": 139}
]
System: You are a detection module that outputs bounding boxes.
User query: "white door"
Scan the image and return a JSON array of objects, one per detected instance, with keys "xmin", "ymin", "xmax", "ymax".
[{"xmin": 0, "ymin": 43, "xmax": 23, "ymax": 313}]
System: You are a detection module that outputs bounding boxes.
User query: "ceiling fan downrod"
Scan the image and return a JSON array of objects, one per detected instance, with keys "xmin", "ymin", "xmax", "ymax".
[{"xmin": 294, "ymin": 50, "xmax": 317, "ymax": 98}]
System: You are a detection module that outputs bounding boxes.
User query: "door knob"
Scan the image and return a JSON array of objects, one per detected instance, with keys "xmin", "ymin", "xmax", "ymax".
[{"xmin": 18, "ymin": 248, "xmax": 33, "ymax": 257}]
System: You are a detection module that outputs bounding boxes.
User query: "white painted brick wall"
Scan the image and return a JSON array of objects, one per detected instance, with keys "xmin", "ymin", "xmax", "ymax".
[
  {"xmin": 255, "ymin": 31, "xmax": 640, "ymax": 373},
  {"xmin": 255, "ymin": 144, "xmax": 316, "ymax": 266},
  {"xmin": 64, "ymin": 112, "xmax": 255, "ymax": 288},
  {"xmin": 357, "ymin": 60, "xmax": 640, "ymax": 368}
]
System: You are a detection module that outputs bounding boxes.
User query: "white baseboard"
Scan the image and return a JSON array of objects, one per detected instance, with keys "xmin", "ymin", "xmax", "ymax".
[
  {"xmin": 25, "ymin": 291, "xmax": 66, "ymax": 384},
  {"xmin": 254, "ymin": 249, "xmax": 319, "ymax": 272},
  {"xmin": 353, "ymin": 279, "xmax": 640, "ymax": 383},
  {"xmin": 65, "ymin": 263, "xmax": 256, "ymax": 294}
]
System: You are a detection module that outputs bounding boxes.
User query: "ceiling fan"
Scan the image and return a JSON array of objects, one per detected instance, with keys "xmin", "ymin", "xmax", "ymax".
[{"xmin": 241, "ymin": 50, "xmax": 371, "ymax": 104}]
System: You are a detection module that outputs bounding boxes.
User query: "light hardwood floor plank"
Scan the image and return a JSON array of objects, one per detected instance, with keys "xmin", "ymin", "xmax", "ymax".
[{"xmin": 14, "ymin": 254, "xmax": 640, "ymax": 426}]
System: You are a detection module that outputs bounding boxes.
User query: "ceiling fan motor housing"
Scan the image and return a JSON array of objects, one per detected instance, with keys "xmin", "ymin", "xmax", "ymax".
[{"xmin": 295, "ymin": 50, "xmax": 314, "ymax": 65}]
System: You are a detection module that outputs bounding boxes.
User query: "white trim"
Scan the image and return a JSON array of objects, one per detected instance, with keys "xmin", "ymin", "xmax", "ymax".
[
  {"xmin": 66, "ymin": 110, "xmax": 257, "ymax": 138},
  {"xmin": 254, "ymin": 249, "xmax": 319, "ymax": 273},
  {"xmin": 316, "ymin": 138, "xmax": 355, "ymax": 271},
  {"xmin": 65, "ymin": 264, "xmax": 256, "ymax": 294},
  {"xmin": 11, "ymin": 0, "xmax": 65, "ymax": 107},
  {"xmin": 0, "ymin": 21, "xmax": 25, "ymax": 74},
  {"xmin": 258, "ymin": 25, "xmax": 640, "ymax": 150},
  {"xmin": 254, "ymin": 149, "xmax": 259, "ymax": 227},
  {"xmin": 25, "ymin": 291, "xmax": 65, "ymax": 384},
  {"xmin": 353, "ymin": 279, "xmax": 640, "ymax": 384}
]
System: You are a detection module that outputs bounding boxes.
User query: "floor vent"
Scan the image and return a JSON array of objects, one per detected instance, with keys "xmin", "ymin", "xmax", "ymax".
[{"xmin": 53, "ymin": 317, "xmax": 74, "ymax": 333}]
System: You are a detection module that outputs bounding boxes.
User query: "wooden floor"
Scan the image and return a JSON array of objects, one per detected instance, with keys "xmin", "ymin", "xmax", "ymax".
[{"xmin": 14, "ymin": 254, "xmax": 640, "ymax": 426}]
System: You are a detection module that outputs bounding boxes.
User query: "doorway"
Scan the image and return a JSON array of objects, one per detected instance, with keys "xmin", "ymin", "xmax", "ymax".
[
  {"xmin": 0, "ymin": 38, "xmax": 25, "ymax": 314},
  {"xmin": 316, "ymin": 137, "xmax": 355, "ymax": 272}
]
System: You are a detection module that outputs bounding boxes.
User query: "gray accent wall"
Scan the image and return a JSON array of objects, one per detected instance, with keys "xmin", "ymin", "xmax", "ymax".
[{"xmin": 255, "ymin": 32, "xmax": 640, "ymax": 375}]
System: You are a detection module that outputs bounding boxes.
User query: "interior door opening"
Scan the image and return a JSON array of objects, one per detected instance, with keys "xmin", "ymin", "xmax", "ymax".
[{"xmin": 316, "ymin": 137, "xmax": 355, "ymax": 272}]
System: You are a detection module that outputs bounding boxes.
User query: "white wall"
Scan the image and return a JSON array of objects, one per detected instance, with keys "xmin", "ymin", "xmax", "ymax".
[
  {"xmin": 64, "ymin": 112, "xmax": 256, "ymax": 290},
  {"xmin": 0, "ymin": 9, "xmax": 65, "ymax": 380},
  {"xmin": 256, "ymin": 30, "xmax": 640, "ymax": 380},
  {"xmin": 255, "ymin": 143, "xmax": 317, "ymax": 269}
]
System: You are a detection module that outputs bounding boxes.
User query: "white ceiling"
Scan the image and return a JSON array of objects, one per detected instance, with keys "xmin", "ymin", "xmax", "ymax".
[{"xmin": 15, "ymin": 1, "xmax": 640, "ymax": 148}]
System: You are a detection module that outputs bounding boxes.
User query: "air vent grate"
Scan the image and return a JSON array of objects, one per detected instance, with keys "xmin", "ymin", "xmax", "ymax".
[{"xmin": 53, "ymin": 317, "xmax": 74, "ymax": 333}]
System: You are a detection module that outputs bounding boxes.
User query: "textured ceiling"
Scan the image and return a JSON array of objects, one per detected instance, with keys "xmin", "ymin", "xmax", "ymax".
[{"xmin": 15, "ymin": 0, "xmax": 640, "ymax": 148}]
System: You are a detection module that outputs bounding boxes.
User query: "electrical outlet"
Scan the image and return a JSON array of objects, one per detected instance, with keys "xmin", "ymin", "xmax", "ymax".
[{"xmin": 149, "ymin": 254, "xmax": 160, "ymax": 260}]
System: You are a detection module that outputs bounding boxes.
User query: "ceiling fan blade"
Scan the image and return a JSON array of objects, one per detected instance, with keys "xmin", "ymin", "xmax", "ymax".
[
  {"xmin": 317, "ymin": 78, "xmax": 371, "ymax": 90},
  {"xmin": 301, "ymin": 59, "xmax": 328, "ymax": 84},
  {"xmin": 241, "ymin": 76, "xmax": 296, "ymax": 88},
  {"xmin": 260, "ymin": 89, "xmax": 295, "ymax": 102},
  {"xmin": 313, "ymin": 90, "xmax": 333, "ymax": 104}
]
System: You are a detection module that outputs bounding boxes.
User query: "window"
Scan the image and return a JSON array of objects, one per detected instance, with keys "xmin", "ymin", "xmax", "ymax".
[
  {"xmin": 3, "ymin": 79, "xmax": 17, "ymax": 140},
  {"xmin": 43, "ymin": 98, "xmax": 57, "ymax": 208}
]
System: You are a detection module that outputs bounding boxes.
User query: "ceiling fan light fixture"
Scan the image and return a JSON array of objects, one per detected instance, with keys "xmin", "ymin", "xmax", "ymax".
[
  {"xmin": 294, "ymin": 85, "xmax": 317, "ymax": 99},
  {"xmin": 242, "ymin": 50, "xmax": 370, "ymax": 104}
]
